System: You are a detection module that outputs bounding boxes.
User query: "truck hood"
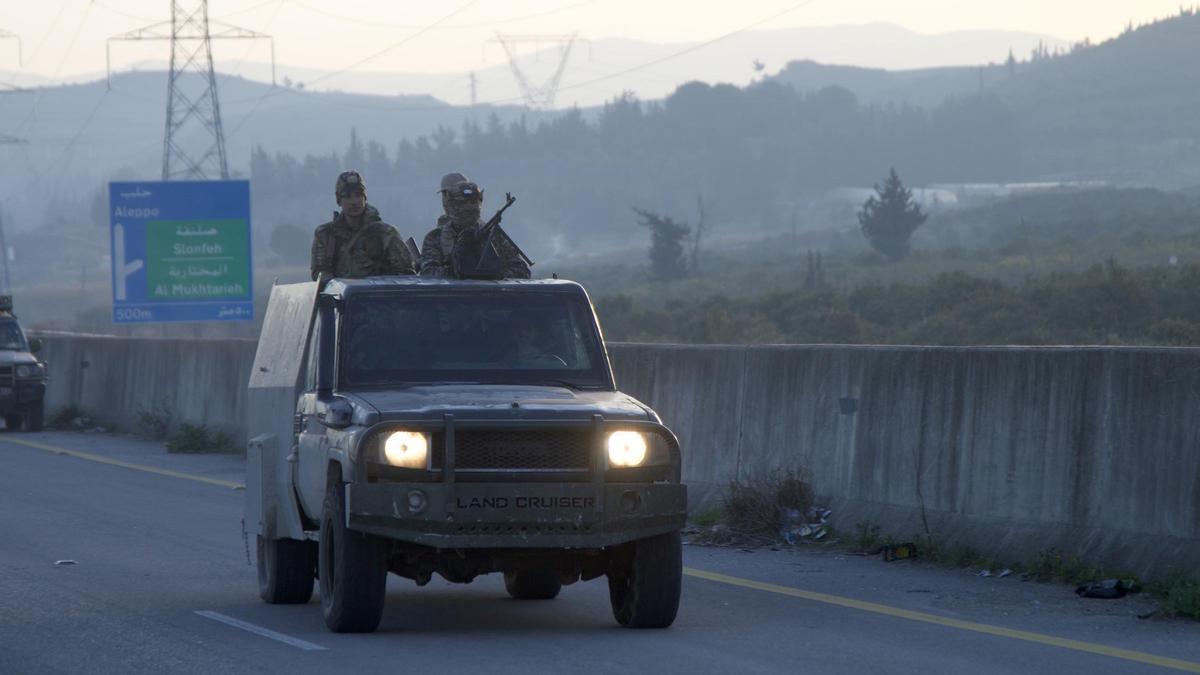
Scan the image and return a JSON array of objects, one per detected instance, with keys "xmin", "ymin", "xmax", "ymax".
[
  {"xmin": 0, "ymin": 351, "xmax": 39, "ymax": 366},
  {"xmin": 348, "ymin": 385, "xmax": 651, "ymax": 421}
]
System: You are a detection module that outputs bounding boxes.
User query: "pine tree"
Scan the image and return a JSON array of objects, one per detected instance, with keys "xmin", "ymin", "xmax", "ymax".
[
  {"xmin": 857, "ymin": 168, "xmax": 927, "ymax": 261},
  {"xmin": 634, "ymin": 208, "xmax": 691, "ymax": 280}
]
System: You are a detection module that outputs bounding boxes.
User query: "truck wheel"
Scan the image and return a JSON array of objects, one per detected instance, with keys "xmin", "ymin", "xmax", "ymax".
[
  {"xmin": 26, "ymin": 403, "xmax": 43, "ymax": 432},
  {"xmin": 3, "ymin": 414, "xmax": 20, "ymax": 431},
  {"xmin": 607, "ymin": 531, "xmax": 682, "ymax": 628},
  {"xmin": 257, "ymin": 535, "xmax": 316, "ymax": 604},
  {"xmin": 319, "ymin": 481, "xmax": 387, "ymax": 633},
  {"xmin": 504, "ymin": 570, "xmax": 562, "ymax": 600}
]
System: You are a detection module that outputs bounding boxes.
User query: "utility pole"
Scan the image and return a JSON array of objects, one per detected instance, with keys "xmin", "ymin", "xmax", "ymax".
[
  {"xmin": 0, "ymin": 29, "xmax": 20, "ymax": 66},
  {"xmin": 0, "ymin": 27, "xmax": 27, "ymax": 146},
  {"xmin": 107, "ymin": 1, "xmax": 275, "ymax": 180},
  {"xmin": 0, "ymin": 212, "xmax": 11, "ymax": 293},
  {"xmin": 0, "ymin": 78, "xmax": 29, "ymax": 172},
  {"xmin": 489, "ymin": 33, "xmax": 581, "ymax": 109}
]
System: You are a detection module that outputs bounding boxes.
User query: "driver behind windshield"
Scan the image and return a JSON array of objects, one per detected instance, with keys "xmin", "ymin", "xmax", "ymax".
[{"xmin": 508, "ymin": 310, "xmax": 570, "ymax": 369}]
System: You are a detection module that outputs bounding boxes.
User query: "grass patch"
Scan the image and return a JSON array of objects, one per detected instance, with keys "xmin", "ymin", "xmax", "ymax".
[
  {"xmin": 690, "ymin": 470, "xmax": 816, "ymax": 546},
  {"xmin": 853, "ymin": 521, "xmax": 882, "ymax": 551},
  {"xmin": 136, "ymin": 404, "xmax": 174, "ymax": 441},
  {"xmin": 691, "ymin": 506, "xmax": 724, "ymax": 528},
  {"xmin": 47, "ymin": 404, "xmax": 97, "ymax": 430},
  {"xmin": 1147, "ymin": 578, "xmax": 1200, "ymax": 619},
  {"xmin": 722, "ymin": 470, "xmax": 814, "ymax": 544},
  {"xmin": 165, "ymin": 423, "xmax": 240, "ymax": 455}
]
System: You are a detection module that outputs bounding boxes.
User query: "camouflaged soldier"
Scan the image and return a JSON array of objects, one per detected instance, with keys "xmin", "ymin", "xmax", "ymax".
[
  {"xmin": 419, "ymin": 172, "xmax": 531, "ymax": 279},
  {"xmin": 310, "ymin": 171, "xmax": 416, "ymax": 283}
]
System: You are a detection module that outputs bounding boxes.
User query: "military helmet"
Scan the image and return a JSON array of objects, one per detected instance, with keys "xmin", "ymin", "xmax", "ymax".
[
  {"xmin": 439, "ymin": 172, "xmax": 470, "ymax": 192},
  {"xmin": 439, "ymin": 171, "xmax": 482, "ymax": 203},
  {"xmin": 335, "ymin": 170, "xmax": 366, "ymax": 203}
]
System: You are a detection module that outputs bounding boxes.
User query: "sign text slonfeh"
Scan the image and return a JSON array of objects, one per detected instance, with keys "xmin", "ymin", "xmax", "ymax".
[{"xmin": 109, "ymin": 181, "xmax": 253, "ymax": 323}]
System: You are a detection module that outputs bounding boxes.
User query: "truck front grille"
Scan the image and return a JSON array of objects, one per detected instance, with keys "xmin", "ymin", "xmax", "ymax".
[
  {"xmin": 0, "ymin": 366, "xmax": 11, "ymax": 387},
  {"xmin": 434, "ymin": 429, "xmax": 594, "ymax": 471}
]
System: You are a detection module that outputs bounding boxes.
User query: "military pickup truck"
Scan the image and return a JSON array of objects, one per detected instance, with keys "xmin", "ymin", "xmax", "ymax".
[
  {"xmin": 246, "ymin": 278, "xmax": 687, "ymax": 633},
  {"xmin": 0, "ymin": 296, "xmax": 46, "ymax": 432}
]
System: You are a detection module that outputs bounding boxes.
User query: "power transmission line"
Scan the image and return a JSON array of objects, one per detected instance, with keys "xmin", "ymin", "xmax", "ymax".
[
  {"xmin": 221, "ymin": 0, "xmax": 823, "ymax": 116},
  {"xmin": 475, "ymin": 0, "xmax": 824, "ymax": 107},
  {"xmin": 224, "ymin": 0, "xmax": 479, "ymax": 139},
  {"xmin": 107, "ymin": 1, "xmax": 277, "ymax": 180},
  {"xmin": 490, "ymin": 33, "xmax": 580, "ymax": 109},
  {"xmin": 287, "ymin": 0, "xmax": 596, "ymax": 31}
]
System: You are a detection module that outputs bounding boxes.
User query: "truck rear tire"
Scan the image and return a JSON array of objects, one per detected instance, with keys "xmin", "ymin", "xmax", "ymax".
[
  {"xmin": 257, "ymin": 536, "xmax": 316, "ymax": 604},
  {"xmin": 607, "ymin": 531, "xmax": 682, "ymax": 628},
  {"xmin": 319, "ymin": 481, "xmax": 387, "ymax": 633},
  {"xmin": 3, "ymin": 414, "xmax": 20, "ymax": 431},
  {"xmin": 504, "ymin": 570, "xmax": 562, "ymax": 600},
  {"xmin": 26, "ymin": 403, "xmax": 43, "ymax": 432}
]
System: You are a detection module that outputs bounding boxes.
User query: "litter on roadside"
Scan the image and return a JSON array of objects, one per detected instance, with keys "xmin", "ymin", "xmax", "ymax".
[
  {"xmin": 882, "ymin": 542, "xmax": 919, "ymax": 561},
  {"xmin": 1075, "ymin": 578, "xmax": 1137, "ymax": 599},
  {"xmin": 54, "ymin": 560, "xmax": 78, "ymax": 566},
  {"xmin": 780, "ymin": 506, "xmax": 832, "ymax": 545}
]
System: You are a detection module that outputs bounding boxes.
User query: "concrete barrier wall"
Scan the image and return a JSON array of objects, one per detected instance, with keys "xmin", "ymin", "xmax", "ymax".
[
  {"xmin": 608, "ymin": 343, "xmax": 1200, "ymax": 578},
  {"xmin": 36, "ymin": 333, "xmax": 258, "ymax": 439},
  {"xmin": 33, "ymin": 332, "xmax": 1200, "ymax": 577}
]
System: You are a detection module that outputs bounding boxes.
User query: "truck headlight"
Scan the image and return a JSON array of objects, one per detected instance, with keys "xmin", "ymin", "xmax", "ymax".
[
  {"xmin": 382, "ymin": 431, "xmax": 429, "ymax": 469},
  {"xmin": 15, "ymin": 364, "xmax": 40, "ymax": 378},
  {"xmin": 607, "ymin": 431, "xmax": 648, "ymax": 467}
]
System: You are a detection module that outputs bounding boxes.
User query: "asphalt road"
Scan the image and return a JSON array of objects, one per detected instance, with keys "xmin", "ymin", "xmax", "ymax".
[{"xmin": 2, "ymin": 432, "xmax": 1199, "ymax": 675}]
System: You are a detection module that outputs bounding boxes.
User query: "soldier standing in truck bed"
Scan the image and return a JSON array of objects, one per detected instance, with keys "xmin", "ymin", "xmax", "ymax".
[
  {"xmin": 310, "ymin": 171, "xmax": 416, "ymax": 283},
  {"xmin": 419, "ymin": 172, "xmax": 531, "ymax": 280}
]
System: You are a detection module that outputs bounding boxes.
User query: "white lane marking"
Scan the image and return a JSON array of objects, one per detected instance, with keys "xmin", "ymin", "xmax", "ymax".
[{"xmin": 195, "ymin": 611, "xmax": 328, "ymax": 651}]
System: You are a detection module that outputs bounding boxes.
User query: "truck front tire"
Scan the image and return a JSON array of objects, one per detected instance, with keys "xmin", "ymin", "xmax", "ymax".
[
  {"xmin": 607, "ymin": 531, "xmax": 682, "ymax": 628},
  {"xmin": 319, "ymin": 481, "xmax": 388, "ymax": 633},
  {"xmin": 4, "ymin": 414, "xmax": 20, "ymax": 431},
  {"xmin": 257, "ymin": 536, "xmax": 316, "ymax": 604},
  {"xmin": 504, "ymin": 570, "xmax": 562, "ymax": 600}
]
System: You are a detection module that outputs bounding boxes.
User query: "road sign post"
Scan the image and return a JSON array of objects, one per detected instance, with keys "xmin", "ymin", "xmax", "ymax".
[{"xmin": 109, "ymin": 180, "xmax": 253, "ymax": 323}]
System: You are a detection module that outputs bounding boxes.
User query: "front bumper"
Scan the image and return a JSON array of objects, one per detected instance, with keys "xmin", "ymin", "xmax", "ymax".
[
  {"xmin": 346, "ymin": 416, "xmax": 687, "ymax": 548},
  {"xmin": 0, "ymin": 380, "xmax": 44, "ymax": 412},
  {"xmin": 348, "ymin": 481, "xmax": 687, "ymax": 548}
]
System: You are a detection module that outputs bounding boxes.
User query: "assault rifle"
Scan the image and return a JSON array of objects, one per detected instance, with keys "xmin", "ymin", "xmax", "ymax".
[{"xmin": 451, "ymin": 192, "xmax": 534, "ymax": 279}]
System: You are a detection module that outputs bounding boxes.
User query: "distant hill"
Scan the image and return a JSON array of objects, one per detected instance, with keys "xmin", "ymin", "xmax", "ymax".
[
  {"xmin": 0, "ymin": 71, "xmax": 545, "ymax": 229},
  {"xmin": 2, "ymin": 22, "xmax": 1065, "ymax": 108},
  {"xmin": 771, "ymin": 11, "xmax": 1200, "ymax": 186}
]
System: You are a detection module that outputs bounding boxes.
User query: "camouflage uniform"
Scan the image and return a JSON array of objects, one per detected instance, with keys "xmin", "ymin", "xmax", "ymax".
[
  {"xmin": 310, "ymin": 171, "xmax": 416, "ymax": 281},
  {"xmin": 310, "ymin": 206, "xmax": 415, "ymax": 281},
  {"xmin": 419, "ymin": 172, "xmax": 531, "ymax": 280}
]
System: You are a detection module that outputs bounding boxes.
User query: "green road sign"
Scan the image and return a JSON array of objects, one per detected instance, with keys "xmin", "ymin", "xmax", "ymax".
[{"xmin": 145, "ymin": 218, "xmax": 250, "ymax": 301}]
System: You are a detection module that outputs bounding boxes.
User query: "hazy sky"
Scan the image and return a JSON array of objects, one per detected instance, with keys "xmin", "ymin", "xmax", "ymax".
[{"xmin": 0, "ymin": 0, "xmax": 1189, "ymax": 82}]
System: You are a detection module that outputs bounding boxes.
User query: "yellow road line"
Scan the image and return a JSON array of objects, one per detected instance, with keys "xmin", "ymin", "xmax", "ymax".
[
  {"xmin": 684, "ymin": 567, "xmax": 1200, "ymax": 673},
  {"xmin": 0, "ymin": 436, "xmax": 245, "ymax": 490}
]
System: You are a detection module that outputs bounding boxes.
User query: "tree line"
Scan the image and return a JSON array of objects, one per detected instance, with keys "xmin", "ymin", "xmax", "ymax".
[{"xmin": 252, "ymin": 81, "xmax": 1022, "ymax": 264}]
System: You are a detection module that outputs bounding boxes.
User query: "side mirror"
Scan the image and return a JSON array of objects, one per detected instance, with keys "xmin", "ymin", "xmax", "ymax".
[
  {"xmin": 316, "ymin": 397, "xmax": 353, "ymax": 430},
  {"xmin": 28, "ymin": 338, "xmax": 42, "ymax": 354}
]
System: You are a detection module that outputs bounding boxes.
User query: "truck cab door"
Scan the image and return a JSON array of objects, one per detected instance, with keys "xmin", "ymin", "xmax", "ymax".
[{"xmin": 294, "ymin": 312, "xmax": 330, "ymax": 521}]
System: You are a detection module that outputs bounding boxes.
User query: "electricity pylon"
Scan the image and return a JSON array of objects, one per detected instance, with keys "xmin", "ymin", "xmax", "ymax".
[
  {"xmin": 0, "ymin": 29, "xmax": 20, "ymax": 66},
  {"xmin": 107, "ymin": 1, "xmax": 275, "ymax": 180},
  {"xmin": 490, "ymin": 33, "xmax": 579, "ymax": 109}
]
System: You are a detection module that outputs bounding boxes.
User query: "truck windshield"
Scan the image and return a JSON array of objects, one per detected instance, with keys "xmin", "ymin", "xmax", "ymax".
[
  {"xmin": 0, "ymin": 321, "xmax": 26, "ymax": 351},
  {"xmin": 339, "ymin": 290, "xmax": 611, "ymax": 390}
]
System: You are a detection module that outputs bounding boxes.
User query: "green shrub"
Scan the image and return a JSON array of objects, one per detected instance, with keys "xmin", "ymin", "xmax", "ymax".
[
  {"xmin": 166, "ymin": 423, "xmax": 240, "ymax": 454},
  {"xmin": 722, "ymin": 470, "xmax": 814, "ymax": 544},
  {"xmin": 47, "ymin": 404, "xmax": 93, "ymax": 430},
  {"xmin": 1153, "ymin": 579, "xmax": 1200, "ymax": 619}
]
